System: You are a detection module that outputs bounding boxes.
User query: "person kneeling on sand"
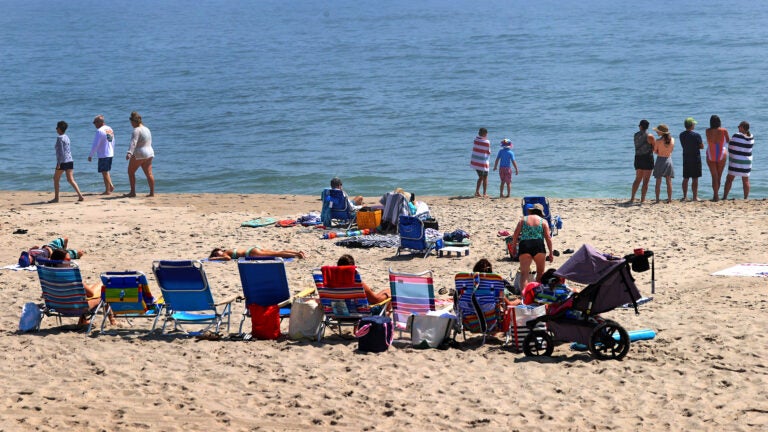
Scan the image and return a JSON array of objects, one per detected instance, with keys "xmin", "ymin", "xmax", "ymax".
[{"xmin": 209, "ymin": 246, "xmax": 306, "ymax": 261}]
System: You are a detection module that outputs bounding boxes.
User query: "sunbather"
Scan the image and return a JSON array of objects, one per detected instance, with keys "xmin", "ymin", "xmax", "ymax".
[
  {"xmin": 209, "ymin": 246, "xmax": 306, "ymax": 261},
  {"xmin": 48, "ymin": 249, "xmax": 116, "ymax": 325},
  {"xmin": 337, "ymin": 254, "xmax": 390, "ymax": 306},
  {"xmin": 28, "ymin": 236, "xmax": 85, "ymax": 260}
]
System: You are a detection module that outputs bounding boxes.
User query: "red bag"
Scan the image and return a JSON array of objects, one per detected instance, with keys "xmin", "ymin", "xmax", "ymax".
[{"xmin": 249, "ymin": 304, "xmax": 281, "ymax": 340}]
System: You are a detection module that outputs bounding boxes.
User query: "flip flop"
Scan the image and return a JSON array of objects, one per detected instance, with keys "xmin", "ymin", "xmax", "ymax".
[{"xmin": 497, "ymin": 230, "xmax": 511, "ymax": 237}]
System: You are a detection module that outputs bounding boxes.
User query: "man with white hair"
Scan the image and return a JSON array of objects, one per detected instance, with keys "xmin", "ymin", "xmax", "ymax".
[{"xmin": 87, "ymin": 114, "xmax": 115, "ymax": 195}]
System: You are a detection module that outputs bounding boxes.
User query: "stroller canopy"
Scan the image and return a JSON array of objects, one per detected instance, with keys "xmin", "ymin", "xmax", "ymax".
[{"xmin": 554, "ymin": 244, "xmax": 625, "ymax": 284}]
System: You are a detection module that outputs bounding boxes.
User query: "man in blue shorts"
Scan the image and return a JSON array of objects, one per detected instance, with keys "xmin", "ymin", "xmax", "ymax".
[{"xmin": 87, "ymin": 114, "xmax": 116, "ymax": 195}]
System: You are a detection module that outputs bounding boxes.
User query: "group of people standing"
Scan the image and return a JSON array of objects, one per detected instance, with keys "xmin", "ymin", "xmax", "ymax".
[
  {"xmin": 51, "ymin": 112, "xmax": 155, "ymax": 203},
  {"xmin": 630, "ymin": 115, "xmax": 754, "ymax": 203}
]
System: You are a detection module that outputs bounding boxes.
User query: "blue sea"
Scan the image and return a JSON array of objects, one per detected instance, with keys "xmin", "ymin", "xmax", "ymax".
[{"xmin": 1, "ymin": 0, "xmax": 766, "ymax": 199}]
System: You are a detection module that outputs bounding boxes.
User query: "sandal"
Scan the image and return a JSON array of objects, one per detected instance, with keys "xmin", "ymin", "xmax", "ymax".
[{"xmin": 194, "ymin": 330, "xmax": 222, "ymax": 341}]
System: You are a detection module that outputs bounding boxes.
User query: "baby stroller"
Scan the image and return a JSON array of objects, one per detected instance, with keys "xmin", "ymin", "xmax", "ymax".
[{"xmin": 522, "ymin": 244, "xmax": 654, "ymax": 360}]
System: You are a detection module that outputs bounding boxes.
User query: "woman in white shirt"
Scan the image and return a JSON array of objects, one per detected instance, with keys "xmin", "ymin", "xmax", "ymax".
[{"xmin": 125, "ymin": 111, "xmax": 155, "ymax": 197}]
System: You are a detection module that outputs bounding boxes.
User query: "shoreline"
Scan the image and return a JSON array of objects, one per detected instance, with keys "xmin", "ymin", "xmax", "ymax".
[{"xmin": 1, "ymin": 190, "xmax": 767, "ymax": 430}]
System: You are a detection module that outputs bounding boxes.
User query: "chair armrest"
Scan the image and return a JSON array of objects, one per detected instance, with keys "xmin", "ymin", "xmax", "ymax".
[
  {"xmin": 214, "ymin": 295, "xmax": 240, "ymax": 307},
  {"xmin": 276, "ymin": 287, "xmax": 317, "ymax": 308}
]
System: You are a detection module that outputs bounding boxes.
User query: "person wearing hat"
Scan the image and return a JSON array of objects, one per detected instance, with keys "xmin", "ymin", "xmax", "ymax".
[
  {"xmin": 652, "ymin": 124, "xmax": 675, "ymax": 203},
  {"xmin": 125, "ymin": 111, "xmax": 155, "ymax": 197},
  {"xmin": 509, "ymin": 203, "xmax": 554, "ymax": 285},
  {"xmin": 492, "ymin": 138, "xmax": 519, "ymax": 198},
  {"xmin": 630, "ymin": 119, "xmax": 655, "ymax": 203},
  {"xmin": 679, "ymin": 117, "xmax": 703, "ymax": 201}
]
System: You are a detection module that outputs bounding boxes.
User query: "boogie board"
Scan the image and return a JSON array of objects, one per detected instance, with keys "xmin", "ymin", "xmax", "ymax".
[
  {"xmin": 241, "ymin": 217, "xmax": 277, "ymax": 227},
  {"xmin": 570, "ymin": 328, "xmax": 656, "ymax": 351}
]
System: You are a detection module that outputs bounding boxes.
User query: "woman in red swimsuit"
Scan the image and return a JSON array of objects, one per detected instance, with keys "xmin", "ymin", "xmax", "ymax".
[{"xmin": 705, "ymin": 115, "xmax": 730, "ymax": 202}]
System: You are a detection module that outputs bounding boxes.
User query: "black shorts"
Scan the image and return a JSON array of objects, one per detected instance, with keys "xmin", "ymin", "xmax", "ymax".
[
  {"xmin": 683, "ymin": 157, "xmax": 702, "ymax": 178},
  {"xmin": 634, "ymin": 153, "xmax": 654, "ymax": 171},
  {"xmin": 56, "ymin": 161, "xmax": 74, "ymax": 171},
  {"xmin": 98, "ymin": 157, "xmax": 113, "ymax": 172},
  {"xmin": 476, "ymin": 170, "xmax": 488, "ymax": 178},
  {"xmin": 518, "ymin": 239, "xmax": 545, "ymax": 256}
]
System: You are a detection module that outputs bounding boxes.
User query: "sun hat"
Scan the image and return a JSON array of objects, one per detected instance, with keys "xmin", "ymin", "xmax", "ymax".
[
  {"xmin": 684, "ymin": 117, "xmax": 697, "ymax": 128},
  {"xmin": 526, "ymin": 203, "xmax": 545, "ymax": 216},
  {"xmin": 653, "ymin": 124, "xmax": 670, "ymax": 135},
  {"xmin": 500, "ymin": 138, "xmax": 513, "ymax": 148}
]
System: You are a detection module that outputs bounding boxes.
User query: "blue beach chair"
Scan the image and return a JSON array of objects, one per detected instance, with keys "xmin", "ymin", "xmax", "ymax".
[
  {"xmin": 321, "ymin": 188, "xmax": 356, "ymax": 229},
  {"xmin": 396, "ymin": 215, "xmax": 442, "ymax": 258},
  {"xmin": 236, "ymin": 257, "xmax": 315, "ymax": 335},
  {"xmin": 151, "ymin": 260, "xmax": 237, "ymax": 335},
  {"xmin": 521, "ymin": 196, "xmax": 562, "ymax": 236}
]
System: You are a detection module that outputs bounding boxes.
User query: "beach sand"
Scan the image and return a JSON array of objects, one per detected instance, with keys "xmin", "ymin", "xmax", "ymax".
[{"xmin": 1, "ymin": 190, "xmax": 766, "ymax": 431}]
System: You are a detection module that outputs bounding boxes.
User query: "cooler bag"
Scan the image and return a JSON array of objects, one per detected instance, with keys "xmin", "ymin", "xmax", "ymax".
[
  {"xmin": 356, "ymin": 208, "xmax": 382, "ymax": 231},
  {"xmin": 249, "ymin": 304, "xmax": 281, "ymax": 340},
  {"xmin": 354, "ymin": 315, "xmax": 393, "ymax": 352}
]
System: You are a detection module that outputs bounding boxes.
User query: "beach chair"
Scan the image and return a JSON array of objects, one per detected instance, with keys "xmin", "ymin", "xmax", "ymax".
[
  {"xmin": 35, "ymin": 259, "xmax": 100, "ymax": 335},
  {"xmin": 453, "ymin": 272, "xmax": 506, "ymax": 345},
  {"xmin": 151, "ymin": 260, "xmax": 237, "ymax": 335},
  {"xmin": 396, "ymin": 215, "xmax": 442, "ymax": 258},
  {"xmin": 236, "ymin": 257, "xmax": 315, "ymax": 335},
  {"xmin": 96, "ymin": 271, "xmax": 162, "ymax": 335},
  {"xmin": 522, "ymin": 196, "xmax": 562, "ymax": 236},
  {"xmin": 378, "ymin": 191, "xmax": 409, "ymax": 233},
  {"xmin": 312, "ymin": 265, "xmax": 390, "ymax": 340},
  {"xmin": 321, "ymin": 188, "xmax": 356, "ymax": 229},
  {"xmin": 389, "ymin": 268, "xmax": 449, "ymax": 338}
]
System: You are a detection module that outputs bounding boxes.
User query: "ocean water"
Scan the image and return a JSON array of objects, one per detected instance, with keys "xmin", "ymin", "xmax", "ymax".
[{"xmin": 1, "ymin": 0, "xmax": 767, "ymax": 199}]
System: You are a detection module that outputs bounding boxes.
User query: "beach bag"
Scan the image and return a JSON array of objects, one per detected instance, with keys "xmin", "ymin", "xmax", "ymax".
[
  {"xmin": 409, "ymin": 314, "xmax": 453, "ymax": 349},
  {"xmin": 506, "ymin": 304, "xmax": 546, "ymax": 352},
  {"xmin": 354, "ymin": 316, "xmax": 393, "ymax": 353},
  {"xmin": 249, "ymin": 304, "xmax": 280, "ymax": 340},
  {"xmin": 423, "ymin": 217, "xmax": 439, "ymax": 230},
  {"xmin": 356, "ymin": 208, "xmax": 382, "ymax": 231},
  {"xmin": 511, "ymin": 270, "xmax": 536, "ymax": 295},
  {"xmin": 505, "ymin": 236, "xmax": 519, "ymax": 261},
  {"xmin": 18, "ymin": 302, "xmax": 42, "ymax": 332},
  {"xmin": 288, "ymin": 297, "xmax": 324, "ymax": 340}
]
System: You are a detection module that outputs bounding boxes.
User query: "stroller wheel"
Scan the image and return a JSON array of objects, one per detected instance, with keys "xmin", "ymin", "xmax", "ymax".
[
  {"xmin": 523, "ymin": 330, "xmax": 554, "ymax": 357},
  {"xmin": 589, "ymin": 320, "xmax": 630, "ymax": 360}
]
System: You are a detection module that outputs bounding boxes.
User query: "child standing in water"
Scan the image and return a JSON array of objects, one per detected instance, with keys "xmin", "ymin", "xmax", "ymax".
[{"xmin": 493, "ymin": 138, "xmax": 519, "ymax": 198}]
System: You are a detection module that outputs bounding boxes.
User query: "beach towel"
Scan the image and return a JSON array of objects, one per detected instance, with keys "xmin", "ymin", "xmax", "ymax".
[
  {"xmin": 241, "ymin": 217, "xmax": 277, "ymax": 227},
  {"xmin": 322, "ymin": 265, "xmax": 357, "ymax": 288},
  {"xmin": 334, "ymin": 234, "xmax": 400, "ymax": 249},
  {"xmin": 2, "ymin": 264, "xmax": 38, "ymax": 271},
  {"xmin": 711, "ymin": 264, "xmax": 768, "ymax": 277}
]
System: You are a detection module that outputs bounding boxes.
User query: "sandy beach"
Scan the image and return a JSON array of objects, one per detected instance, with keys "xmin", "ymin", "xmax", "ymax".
[{"xmin": 1, "ymin": 190, "xmax": 766, "ymax": 431}]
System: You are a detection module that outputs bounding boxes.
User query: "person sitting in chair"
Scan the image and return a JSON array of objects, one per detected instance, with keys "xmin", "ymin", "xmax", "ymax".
[
  {"xmin": 337, "ymin": 254, "xmax": 390, "ymax": 307},
  {"xmin": 209, "ymin": 246, "xmax": 306, "ymax": 261},
  {"xmin": 330, "ymin": 177, "xmax": 363, "ymax": 209}
]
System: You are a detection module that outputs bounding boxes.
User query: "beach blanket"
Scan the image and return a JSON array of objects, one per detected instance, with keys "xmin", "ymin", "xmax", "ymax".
[
  {"xmin": 241, "ymin": 217, "xmax": 277, "ymax": 227},
  {"xmin": 334, "ymin": 234, "xmax": 400, "ymax": 249},
  {"xmin": 711, "ymin": 263, "xmax": 768, "ymax": 277}
]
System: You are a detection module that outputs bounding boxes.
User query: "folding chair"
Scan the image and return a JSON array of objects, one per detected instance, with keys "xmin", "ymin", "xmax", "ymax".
[
  {"xmin": 151, "ymin": 260, "xmax": 237, "ymax": 335},
  {"xmin": 396, "ymin": 215, "xmax": 441, "ymax": 258},
  {"xmin": 388, "ymin": 268, "xmax": 437, "ymax": 337},
  {"xmin": 321, "ymin": 188, "xmax": 356, "ymax": 229},
  {"xmin": 453, "ymin": 272, "xmax": 506, "ymax": 345},
  {"xmin": 96, "ymin": 271, "xmax": 162, "ymax": 335},
  {"xmin": 521, "ymin": 196, "xmax": 562, "ymax": 236},
  {"xmin": 312, "ymin": 265, "xmax": 389, "ymax": 340},
  {"xmin": 35, "ymin": 258, "xmax": 100, "ymax": 335},
  {"xmin": 236, "ymin": 257, "xmax": 315, "ymax": 335}
]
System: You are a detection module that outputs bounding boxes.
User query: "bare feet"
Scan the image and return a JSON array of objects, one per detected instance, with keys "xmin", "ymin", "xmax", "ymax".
[
  {"xmin": 100, "ymin": 191, "xmax": 111, "ymax": 195},
  {"xmin": 109, "ymin": 184, "xmax": 115, "ymax": 193},
  {"xmin": 474, "ymin": 193, "xmax": 481, "ymax": 197},
  {"xmin": 123, "ymin": 193, "xmax": 136, "ymax": 198},
  {"xmin": 146, "ymin": 193, "xmax": 154, "ymax": 197},
  {"xmin": 77, "ymin": 197, "xmax": 85, "ymax": 202},
  {"xmin": 48, "ymin": 198, "xmax": 59, "ymax": 203}
]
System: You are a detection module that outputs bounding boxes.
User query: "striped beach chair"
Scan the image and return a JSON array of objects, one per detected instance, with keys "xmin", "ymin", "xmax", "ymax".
[
  {"xmin": 312, "ymin": 265, "xmax": 389, "ymax": 340},
  {"xmin": 454, "ymin": 272, "xmax": 506, "ymax": 345},
  {"xmin": 388, "ymin": 268, "xmax": 437, "ymax": 336},
  {"xmin": 97, "ymin": 271, "xmax": 161, "ymax": 335},
  {"xmin": 35, "ymin": 259, "xmax": 99, "ymax": 334}
]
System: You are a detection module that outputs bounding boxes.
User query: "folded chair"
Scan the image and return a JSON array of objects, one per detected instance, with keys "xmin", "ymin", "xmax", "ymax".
[
  {"xmin": 521, "ymin": 196, "xmax": 562, "ymax": 236},
  {"xmin": 378, "ymin": 191, "xmax": 409, "ymax": 233},
  {"xmin": 236, "ymin": 257, "xmax": 315, "ymax": 335},
  {"xmin": 321, "ymin": 188, "xmax": 356, "ymax": 229},
  {"xmin": 96, "ymin": 271, "xmax": 162, "ymax": 335},
  {"xmin": 35, "ymin": 258, "xmax": 100, "ymax": 335},
  {"xmin": 388, "ymin": 268, "xmax": 453, "ymax": 338},
  {"xmin": 453, "ymin": 272, "xmax": 506, "ymax": 345},
  {"xmin": 312, "ymin": 265, "xmax": 390, "ymax": 340},
  {"xmin": 396, "ymin": 215, "xmax": 442, "ymax": 258},
  {"xmin": 151, "ymin": 260, "xmax": 237, "ymax": 335}
]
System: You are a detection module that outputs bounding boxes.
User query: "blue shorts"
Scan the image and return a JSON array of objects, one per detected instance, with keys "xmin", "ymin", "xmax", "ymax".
[{"xmin": 98, "ymin": 157, "xmax": 113, "ymax": 172}]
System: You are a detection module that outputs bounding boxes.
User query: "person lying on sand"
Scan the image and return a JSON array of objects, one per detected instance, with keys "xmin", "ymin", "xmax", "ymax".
[
  {"xmin": 29, "ymin": 236, "xmax": 85, "ymax": 260},
  {"xmin": 209, "ymin": 246, "xmax": 306, "ymax": 261}
]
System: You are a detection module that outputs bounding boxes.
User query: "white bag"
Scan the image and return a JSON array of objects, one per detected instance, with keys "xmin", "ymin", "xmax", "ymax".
[
  {"xmin": 19, "ymin": 302, "xmax": 42, "ymax": 332},
  {"xmin": 512, "ymin": 270, "xmax": 537, "ymax": 294},
  {"xmin": 508, "ymin": 304, "xmax": 546, "ymax": 351},
  {"xmin": 288, "ymin": 297, "xmax": 324, "ymax": 341},
  {"xmin": 409, "ymin": 314, "xmax": 454, "ymax": 349}
]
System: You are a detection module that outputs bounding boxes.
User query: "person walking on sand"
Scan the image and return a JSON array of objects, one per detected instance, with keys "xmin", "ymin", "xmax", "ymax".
[
  {"xmin": 652, "ymin": 124, "xmax": 675, "ymax": 203},
  {"xmin": 470, "ymin": 127, "xmax": 491, "ymax": 198},
  {"xmin": 493, "ymin": 138, "xmax": 519, "ymax": 198},
  {"xmin": 87, "ymin": 114, "xmax": 116, "ymax": 195},
  {"xmin": 723, "ymin": 121, "xmax": 755, "ymax": 200},
  {"xmin": 50, "ymin": 120, "xmax": 85, "ymax": 203},
  {"xmin": 705, "ymin": 114, "xmax": 729, "ymax": 201},
  {"xmin": 679, "ymin": 117, "xmax": 703, "ymax": 201},
  {"xmin": 125, "ymin": 111, "xmax": 155, "ymax": 197},
  {"xmin": 630, "ymin": 119, "xmax": 655, "ymax": 203}
]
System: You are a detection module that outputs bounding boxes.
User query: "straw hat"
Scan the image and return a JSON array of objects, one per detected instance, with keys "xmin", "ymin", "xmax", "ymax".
[{"xmin": 653, "ymin": 124, "xmax": 670, "ymax": 135}]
